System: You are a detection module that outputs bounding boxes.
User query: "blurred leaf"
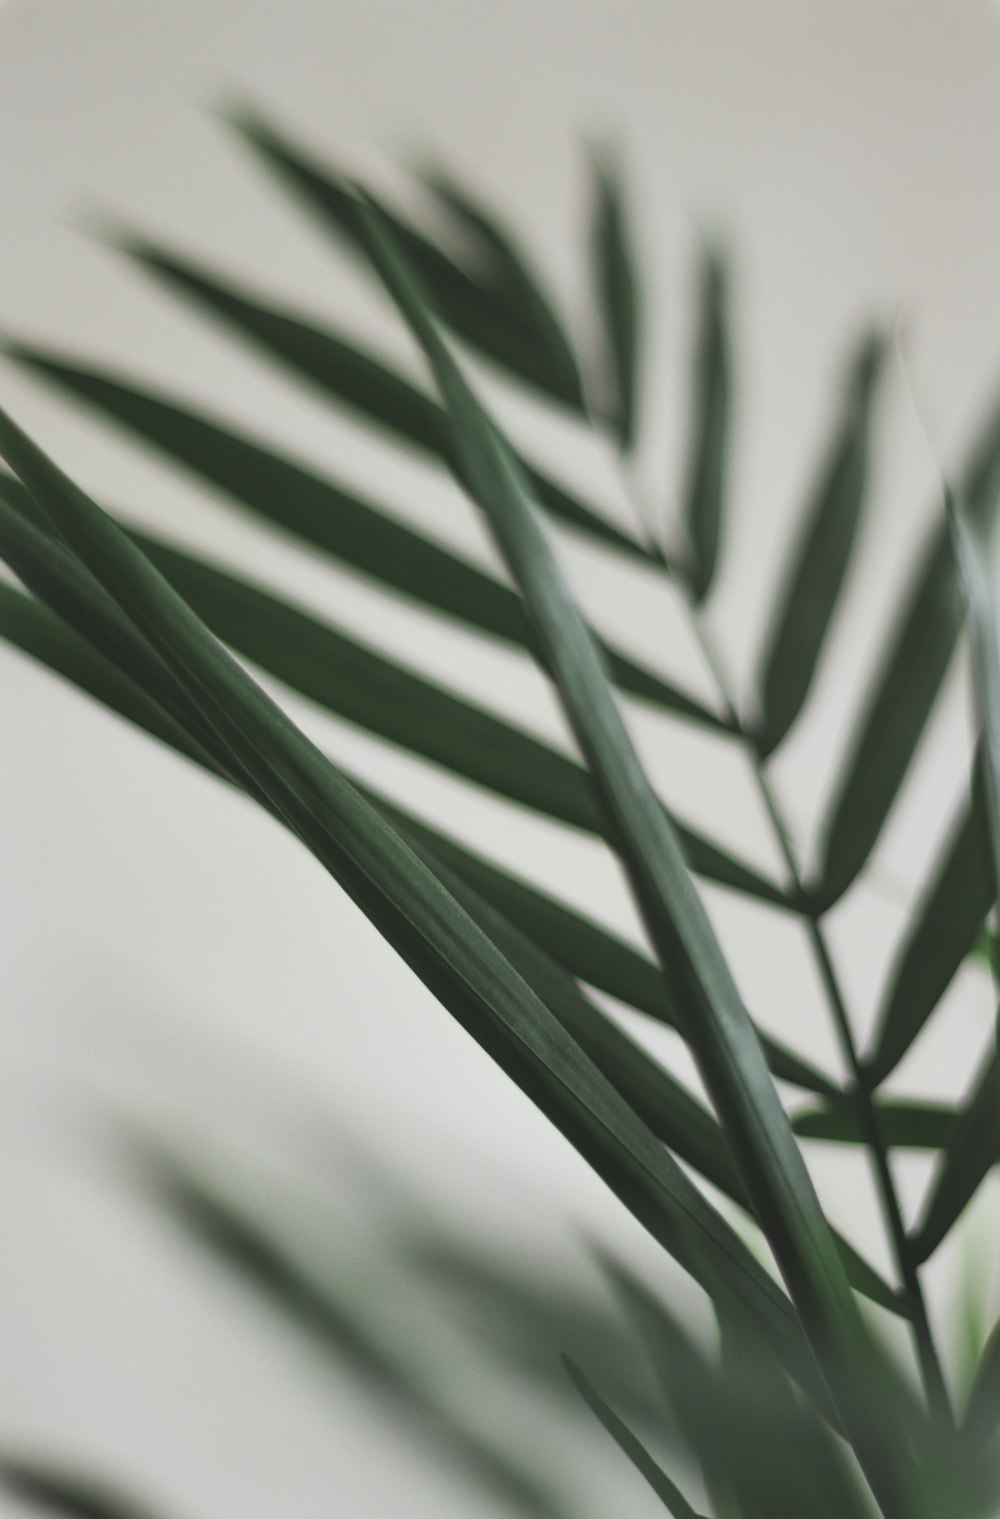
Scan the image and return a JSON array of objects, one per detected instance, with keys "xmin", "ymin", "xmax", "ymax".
[
  {"xmin": 681, "ymin": 249, "xmax": 730, "ymax": 604},
  {"xmin": 85, "ymin": 230, "xmax": 649, "ymax": 561},
  {"xmin": 755, "ymin": 331, "xmax": 886, "ymax": 757},
  {"xmin": 793, "ymin": 1100, "xmax": 960, "ymax": 1151},
  {"xmin": 0, "ymin": 407, "xmax": 815, "ymax": 1403},
  {"xmin": 0, "ymin": 548, "xmax": 829, "ymax": 1104},
  {"xmin": 911, "ymin": 1047, "xmax": 1000, "ymax": 1264},
  {"xmin": 590, "ymin": 149, "xmax": 641, "ymax": 451},
  {"xmin": 562, "ymin": 1357, "xmax": 706, "ymax": 1518},
  {"xmin": 949, "ymin": 495, "xmax": 1000, "ymax": 913},
  {"xmin": 4, "ymin": 341, "xmax": 719, "ymax": 724},
  {"xmin": 0, "ymin": 464, "xmax": 783, "ymax": 907},
  {"xmin": 813, "ymin": 395, "xmax": 1000, "ymax": 911},
  {"xmin": 223, "ymin": 100, "xmax": 586, "ymax": 411},
  {"xmin": 867, "ymin": 781, "xmax": 992, "ymax": 1087},
  {"xmin": 600, "ymin": 1259, "xmax": 875, "ymax": 1519},
  {"xmin": 139, "ymin": 1153, "xmax": 568, "ymax": 1519},
  {"xmin": 965, "ymin": 1320, "xmax": 1000, "ymax": 1447},
  {"xmin": 418, "ymin": 164, "xmax": 585, "ymax": 410},
  {"xmin": 0, "ymin": 1461, "xmax": 166, "ymax": 1519},
  {"xmin": 355, "ymin": 190, "xmax": 916, "ymax": 1497}
]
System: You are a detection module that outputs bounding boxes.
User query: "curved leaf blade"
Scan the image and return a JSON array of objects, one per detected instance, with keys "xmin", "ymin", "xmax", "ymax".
[
  {"xmin": 590, "ymin": 150, "xmax": 641, "ymax": 451},
  {"xmin": 0, "ymin": 402, "xmax": 816, "ymax": 1401},
  {"xmin": 911, "ymin": 1048, "xmax": 1000, "ymax": 1264},
  {"xmin": 419, "ymin": 165, "xmax": 585, "ymax": 411},
  {"xmin": 814, "ymin": 396, "xmax": 1000, "ymax": 910},
  {"xmin": 681, "ymin": 249, "xmax": 730, "ymax": 605},
  {"xmin": 223, "ymin": 100, "xmax": 586, "ymax": 411},
  {"xmin": 6, "ymin": 343, "xmax": 713, "ymax": 719},
  {"xmin": 562, "ymin": 1357, "xmax": 707, "ymax": 1519},
  {"xmin": 867, "ymin": 782, "xmax": 992, "ymax": 1087},
  {"xmin": 792, "ymin": 1100, "xmax": 959, "ymax": 1151},
  {"xmin": 755, "ymin": 331, "xmax": 886, "ymax": 757}
]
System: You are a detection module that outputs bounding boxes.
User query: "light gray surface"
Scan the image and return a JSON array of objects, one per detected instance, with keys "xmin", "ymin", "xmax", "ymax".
[{"xmin": 2, "ymin": 2, "xmax": 1000, "ymax": 1514}]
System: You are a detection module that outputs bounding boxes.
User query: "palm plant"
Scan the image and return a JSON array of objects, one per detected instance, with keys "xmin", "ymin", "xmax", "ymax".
[{"xmin": 2, "ymin": 102, "xmax": 1000, "ymax": 1517}]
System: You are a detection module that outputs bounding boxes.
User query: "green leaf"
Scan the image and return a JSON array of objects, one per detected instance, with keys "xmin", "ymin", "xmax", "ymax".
[
  {"xmin": 949, "ymin": 495, "xmax": 1000, "ymax": 915},
  {"xmin": 354, "ymin": 188, "xmax": 915, "ymax": 1512},
  {"xmin": 813, "ymin": 396, "xmax": 1000, "ymax": 910},
  {"xmin": 0, "ymin": 465, "xmax": 782, "ymax": 907},
  {"xmin": 0, "ymin": 550, "xmax": 829, "ymax": 1105},
  {"xmin": 0, "ymin": 404, "xmax": 816, "ymax": 1406},
  {"xmin": 562, "ymin": 1356, "xmax": 707, "ymax": 1518},
  {"xmin": 418, "ymin": 164, "xmax": 585, "ymax": 411},
  {"xmin": 867, "ymin": 781, "xmax": 992, "ymax": 1087},
  {"xmin": 681, "ymin": 249, "xmax": 730, "ymax": 604},
  {"xmin": 964, "ymin": 1319, "xmax": 1000, "ymax": 1447},
  {"xmin": 139, "ymin": 1150, "xmax": 567, "ymax": 1519},
  {"xmin": 223, "ymin": 99, "xmax": 586, "ymax": 411},
  {"xmin": 792, "ymin": 1100, "xmax": 960, "ymax": 1150},
  {"xmin": 15, "ymin": 241, "xmax": 650, "ymax": 560},
  {"xmin": 590, "ymin": 149, "xmax": 641, "ymax": 451},
  {"xmin": 911, "ymin": 1047, "xmax": 1000, "ymax": 1264},
  {"xmin": 755, "ymin": 331, "xmax": 886, "ymax": 757},
  {"xmin": 0, "ymin": 1461, "xmax": 165, "ymax": 1519},
  {"xmin": 599, "ymin": 1259, "xmax": 876, "ymax": 1519},
  {"xmin": 2, "ymin": 342, "xmax": 722, "ymax": 724}
]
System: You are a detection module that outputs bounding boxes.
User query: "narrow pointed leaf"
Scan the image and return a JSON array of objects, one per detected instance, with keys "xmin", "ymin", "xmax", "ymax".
[
  {"xmin": 814, "ymin": 397, "xmax": 1000, "ymax": 910},
  {"xmin": 0, "ymin": 1461, "xmax": 166, "ymax": 1519},
  {"xmin": 355, "ymin": 190, "xmax": 914, "ymax": 1514},
  {"xmin": 912, "ymin": 1048, "xmax": 1000, "ymax": 1263},
  {"xmin": 0, "ymin": 463, "xmax": 782, "ymax": 905},
  {"xmin": 591, "ymin": 151, "xmax": 641, "ymax": 450},
  {"xmin": 755, "ymin": 331, "xmax": 886, "ymax": 757},
  {"xmin": 0, "ymin": 405, "xmax": 816, "ymax": 1401},
  {"xmin": 224, "ymin": 100, "xmax": 586, "ymax": 410},
  {"xmin": 562, "ymin": 1357, "xmax": 707, "ymax": 1519},
  {"xmin": 681, "ymin": 250, "xmax": 730, "ymax": 604},
  {"xmin": 949, "ymin": 495, "xmax": 1000, "ymax": 911},
  {"xmin": 964, "ymin": 1320, "xmax": 1000, "ymax": 1447},
  {"xmin": 792, "ymin": 1100, "xmax": 960, "ymax": 1150},
  {"xmin": 867, "ymin": 782, "xmax": 992, "ymax": 1086},
  {"xmin": 6, "ymin": 342, "xmax": 717, "ymax": 720},
  {"xmin": 0, "ymin": 519, "xmax": 827, "ymax": 1104},
  {"xmin": 419, "ymin": 165, "xmax": 585, "ymax": 410}
]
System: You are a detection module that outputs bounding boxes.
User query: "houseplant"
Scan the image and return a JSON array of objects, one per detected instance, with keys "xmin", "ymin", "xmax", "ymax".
[{"xmin": 1, "ymin": 103, "xmax": 1000, "ymax": 1517}]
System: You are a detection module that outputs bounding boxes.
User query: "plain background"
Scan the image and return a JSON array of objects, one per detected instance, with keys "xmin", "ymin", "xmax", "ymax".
[{"xmin": 3, "ymin": 2, "xmax": 1000, "ymax": 1515}]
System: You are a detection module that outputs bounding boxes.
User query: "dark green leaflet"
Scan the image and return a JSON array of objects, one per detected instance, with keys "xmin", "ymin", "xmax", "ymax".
[
  {"xmin": 3, "ymin": 342, "xmax": 721, "ymax": 724},
  {"xmin": 562, "ymin": 1357, "xmax": 707, "ymax": 1519},
  {"xmin": 224, "ymin": 102, "xmax": 588, "ymax": 412},
  {"xmin": 867, "ymin": 782, "xmax": 992, "ymax": 1087},
  {"xmin": 356, "ymin": 190, "xmax": 916, "ymax": 1517},
  {"xmin": 680, "ymin": 249, "xmax": 730, "ymax": 604},
  {"xmin": 949, "ymin": 498, "xmax": 1000, "ymax": 931},
  {"xmin": 0, "ymin": 557, "xmax": 829, "ymax": 1104},
  {"xmin": 0, "ymin": 403, "xmax": 817, "ymax": 1404},
  {"xmin": 14, "ymin": 245, "xmax": 649, "ymax": 559},
  {"xmin": 0, "ymin": 1460, "xmax": 166, "ymax": 1519},
  {"xmin": 590, "ymin": 150, "xmax": 641, "ymax": 451},
  {"xmin": 911, "ymin": 1049, "xmax": 1000, "ymax": 1264},
  {"xmin": 813, "ymin": 395, "xmax": 1000, "ymax": 911},
  {"xmin": 755, "ymin": 331, "xmax": 886, "ymax": 758},
  {"xmin": 418, "ymin": 165, "xmax": 585, "ymax": 412},
  {"xmin": 964, "ymin": 1321, "xmax": 1000, "ymax": 1447},
  {"xmin": 0, "ymin": 463, "xmax": 781, "ymax": 905},
  {"xmin": 600, "ymin": 1260, "xmax": 874, "ymax": 1519},
  {"xmin": 792, "ymin": 1101, "xmax": 960, "ymax": 1150}
]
